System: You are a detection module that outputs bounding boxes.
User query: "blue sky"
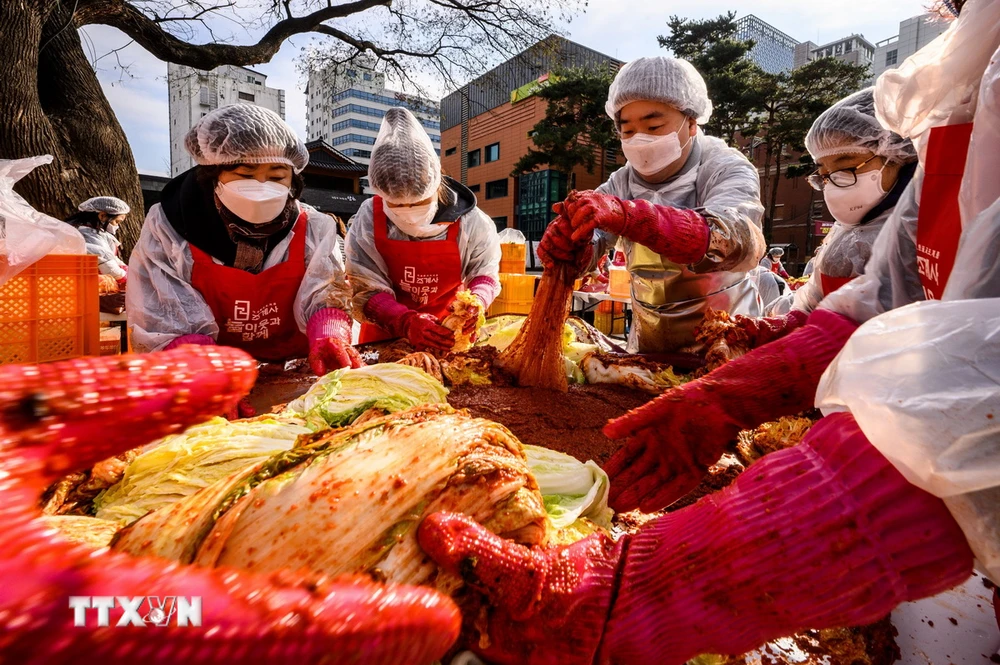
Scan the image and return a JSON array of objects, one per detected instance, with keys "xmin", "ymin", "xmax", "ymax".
[{"xmin": 81, "ymin": 0, "xmax": 932, "ymax": 176}]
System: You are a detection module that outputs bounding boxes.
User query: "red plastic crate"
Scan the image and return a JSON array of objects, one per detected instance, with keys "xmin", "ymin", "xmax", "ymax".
[{"xmin": 0, "ymin": 255, "xmax": 100, "ymax": 364}]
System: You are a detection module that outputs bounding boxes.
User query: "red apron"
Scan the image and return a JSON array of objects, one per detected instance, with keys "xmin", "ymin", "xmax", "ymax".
[
  {"xmin": 189, "ymin": 211, "xmax": 310, "ymax": 362},
  {"xmin": 359, "ymin": 197, "xmax": 463, "ymax": 344},
  {"xmin": 915, "ymin": 123, "xmax": 973, "ymax": 300},
  {"xmin": 820, "ymin": 273, "xmax": 854, "ymax": 296}
]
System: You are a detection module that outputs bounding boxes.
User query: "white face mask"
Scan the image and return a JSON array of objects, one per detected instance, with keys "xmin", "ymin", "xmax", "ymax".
[
  {"xmin": 621, "ymin": 118, "xmax": 692, "ymax": 178},
  {"xmin": 215, "ymin": 179, "xmax": 290, "ymax": 224},
  {"xmin": 385, "ymin": 200, "xmax": 442, "ymax": 238},
  {"xmin": 823, "ymin": 166, "xmax": 888, "ymax": 226},
  {"xmin": 105, "ymin": 223, "xmax": 119, "ymax": 236}
]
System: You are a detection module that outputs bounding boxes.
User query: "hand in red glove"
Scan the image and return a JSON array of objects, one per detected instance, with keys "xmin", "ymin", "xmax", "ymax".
[
  {"xmin": 561, "ymin": 190, "xmax": 710, "ymax": 264},
  {"xmin": 224, "ymin": 396, "xmax": 257, "ymax": 421},
  {"xmin": 733, "ymin": 309, "xmax": 808, "ymax": 348},
  {"xmin": 603, "ymin": 309, "xmax": 859, "ymax": 512},
  {"xmin": 537, "ymin": 213, "xmax": 593, "ymax": 275},
  {"xmin": 404, "ymin": 312, "xmax": 455, "ymax": 352},
  {"xmin": 420, "ymin": 413, "xmax": 973, "ymax": 665},
  {"xmin": 309, "ymin": 336, "xmax": 364, "ymax": 376},
  {"xmin": 306, "ymin": 308, "xmax": 362, "ymax": 375}
]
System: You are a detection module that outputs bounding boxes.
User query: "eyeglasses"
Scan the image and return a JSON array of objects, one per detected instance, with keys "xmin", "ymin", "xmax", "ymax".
[{"xmin": 807, "ymin": 155, "xmax": 881, "ymax": 191}]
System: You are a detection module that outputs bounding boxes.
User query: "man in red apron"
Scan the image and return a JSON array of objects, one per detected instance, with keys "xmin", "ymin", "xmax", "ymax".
[
  {"xmin": 345, "ymin": 108, "xmax": 501, "ymax": 353},
  {"xmin": 127, "ymin": 104, "xmax": 360, "ymax": 405}
]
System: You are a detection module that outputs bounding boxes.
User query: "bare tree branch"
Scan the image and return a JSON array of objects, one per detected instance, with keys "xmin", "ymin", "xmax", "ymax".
[{"xmin": 77, "ymin": 0, "xmax": 393, "ymax": 68}]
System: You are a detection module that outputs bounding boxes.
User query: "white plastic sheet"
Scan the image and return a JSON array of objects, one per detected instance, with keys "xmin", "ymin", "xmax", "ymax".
[
  {"xmin": 0, "ymin": 156, "xmax": 85, "ymax": 286},
  {"xmin": 816, "ymin": 299, "xmax": 1000, "ymax": 581}
]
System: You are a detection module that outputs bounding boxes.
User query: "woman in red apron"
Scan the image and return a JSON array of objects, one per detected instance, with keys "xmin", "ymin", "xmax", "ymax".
[
  {"xmin": 345, "ymin": 108, "xmax": 501, "ymax": 352},
  {"xmin": 127, "ymin": 105, "xmax": 361, "ymax": 397}
]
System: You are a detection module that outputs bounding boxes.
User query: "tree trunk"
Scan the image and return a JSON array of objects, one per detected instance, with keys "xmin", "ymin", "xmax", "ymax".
[
  {"xmin": 0, "ymin": 0, "xmax": 144, "ymax": 257},
  {"xmin": 760, "ymin": 141, "xmax": 774, "ymax": 242},
  {"xmin": 767, "ymin": 148, "xmax": 783, "ymax": 245}
]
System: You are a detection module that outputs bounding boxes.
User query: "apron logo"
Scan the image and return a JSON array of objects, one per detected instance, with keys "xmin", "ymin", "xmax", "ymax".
[
  {"xmin": 400, "ymin": 265, "xmax": 441, "ymax": 306},
  {"xmin": 234, "ymin": 300, "xmax": 251, "ymax": 322},
  {"xmin": 226, "ymin": 302, "xmax": 281, "ymax": 342}
]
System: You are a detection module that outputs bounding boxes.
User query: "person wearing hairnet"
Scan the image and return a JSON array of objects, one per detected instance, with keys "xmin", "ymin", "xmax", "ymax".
[
  {"xmin": 346, "ymin": 108, "xmax": 501, "ymax": 352},
  {"xmin": 66, "ymin": 196, "xmax": 130, "ymax": 286},
  {"xmin": 768, "ymin": 88, "xmax": 918, "ymax": 316},
  {"xmin": 539, "ymin": 56, "xmax": 766, "ymax": 354},
  {"xmin": 128, "ymin": 104, "xmax": 361, "ymax": 386},
  {"xmin": 413, "ymin": 4, "xmax": 998, "ymax": 662},
  {"xmin": 759, "ymin": 247, "xmax": 789, "ymax": 279}
]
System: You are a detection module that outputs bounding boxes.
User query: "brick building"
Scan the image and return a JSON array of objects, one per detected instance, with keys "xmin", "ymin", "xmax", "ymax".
[{"xmin": 439, "ymin": 36, "xmax": 622, "ymax": 253}]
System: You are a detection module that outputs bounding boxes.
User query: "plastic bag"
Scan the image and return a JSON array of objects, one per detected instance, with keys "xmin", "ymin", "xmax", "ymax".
[
  {"xmin": 874, "ymin": 0, "xmax": 1000, "ymax": 157},
  {"xmin": 816, "ymin": 299, "xmax": 1000, "ymax": 581},
  {"xmin": 497, "ymin": 227, "xmax": 526, "ymax": 244},
  {"xmin": 0, "ymin": 156, "xmax": 86, "ymax": 286}
]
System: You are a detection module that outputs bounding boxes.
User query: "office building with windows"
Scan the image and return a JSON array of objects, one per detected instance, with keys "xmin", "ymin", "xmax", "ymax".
[
  {"xmin": 167, "ymin": 64, "xmax": 286, "ymax": 176},
  {"xmin": 873, "ymin": 14, "xmax": 949, "ymax": 80},
  {"xmin": 793, "ymin": 34, "xmax": 876, "ymax": 79},
  {"xmin": 734, "ymin": 15, "xmax": 799, "ymax": 74},
  {"xmin": 305, "ymin": 63, "xmax": 440, "ymax": 192},
  {"xmin": 439, "ymin": 35, "xmax": 622, "ymax": 250}
]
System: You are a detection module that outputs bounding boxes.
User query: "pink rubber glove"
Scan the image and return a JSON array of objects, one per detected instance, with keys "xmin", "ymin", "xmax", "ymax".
[
  {"xmin": 364, "ymin": 292, "xmax": 455, "ymax": 352},
  {"xmin": 538, "ymin": 213, "xmax": 594, "ymax": 275},
  {"xmin": 467, "ymin": 275, "xmax": 500, "ymax": 315},
  {"xmin": 603, "ymin": 308, "xmax": 858, "ymax": 513},
  {"xmin": 419, "ymin": 413, "xmax": 973, "ymax": 665},
  {"xmin": 307, "ymin": 307, "xmax": 363, "ymax": 375},
  {"xmin": 563, "ymin": 190, "xmax": 710, "ymax": 264}
]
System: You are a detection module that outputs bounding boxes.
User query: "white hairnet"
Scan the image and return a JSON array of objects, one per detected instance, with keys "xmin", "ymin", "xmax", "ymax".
[
  {"xmin": 769, "ymin": 247, "xmax": 784, "ymax": 257},
  {"xmin": 78, "ymin": 196, "xmax": 130, "ymax": 215},
  {"xmin": 368, "ymin": 108, "xmax": 441, "ymax": 204},
  {"xmin": 185, "ymin": 104, "xmax": 309, "ymax": 173},
  {"xmin": 806, "ymin": 88, "xmax": 917, "ymax": 162},
  {"xmin": 605, "ymin": 56, "xmax": 713, "ymax": 124}
]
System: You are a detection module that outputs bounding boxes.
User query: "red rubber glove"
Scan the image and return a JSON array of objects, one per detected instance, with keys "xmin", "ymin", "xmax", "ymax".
[
  {"xmin": 307, "ymin": 308, "xmax": 363, "ymax": 375},
  {"xmin": 419, "ymin": 413, "xmax": 973, "ymax": 665},
  {"xmin": 404, "ymin": 312, "xmax": 455, "ymax": 352},
  {"xmin": 603, "ymin": 308, "xmax": 858, "ymax": 513},
  {"xmin": 734, "ymin": 309, "xmax": 808, "ymax": 348},
  {"xmin": 364, "ymin": 292, "xmax": 455, "ymax": 351},
  {"xmin": 562, "ymin": 190, "xmax": 710, "ymax": 264},
  {"xmin": 538, "ymin": 213, "xmax": 593, "ymax": 275}
]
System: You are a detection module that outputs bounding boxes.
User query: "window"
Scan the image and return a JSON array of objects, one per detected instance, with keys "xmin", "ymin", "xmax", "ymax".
[
  {"xmin": 347, "ymin": 69, "xmax": 357, "ymax": 78},
  {"xmin": 469, "ymin": 183, "xmax": 481, "ymax": 193},
  {"xmin": 773, "ymin": 203, "xmax": 785, "ymax": 221},
  {"xmin": 492, "ymin": 216, "xmax": 508, "ymax": 232},
  {"xmin": 885, "ymin": 49, "xmax": 898, "ymax": 66},
  {"xmin": 468, "ymin": 149, "xmax": 481, "ymax": 168},
  {"xmin": 246, "ymin": 76, "xmax": 253, "ymax": 83},
  {"xmin": 486, "ymin": 179, "xmax": 508, "ymax": 199},
  {"xmin": 332, "ymin": 134, "xmax": 377, "ymax": 147},
  {"xmin": 199, "ymin": 86, "xmax": 210, "ymax": 105},
  {"xmin": 331, "ymin": 118, "xmax": 382, "ymax": 133},
  {"xmin": 363, "ymin": 73, "xmax": 373, "ymax": 81},
  {"xmin": 485, "ymin": 142, "xmax": 500, "ymax": 163},
  {"xmin": 238, "ymin": 91, "xmax": 255, "ymax": 102},
  {"xmin": 445, "ymin": 147, "xmax": 457, "ymax": 156},
  {"xmin": 331, "ymin": 89, "xmax": 438, "ymax": 117},
  {"xmin": 343, "ymin": 148, "xmax": 372, "ymax": 159}
]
